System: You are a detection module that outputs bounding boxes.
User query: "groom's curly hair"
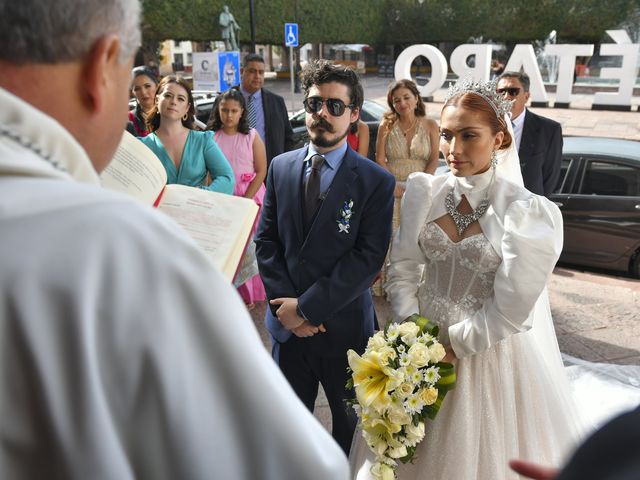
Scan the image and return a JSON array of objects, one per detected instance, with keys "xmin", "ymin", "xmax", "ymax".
[{"xmin": 299, "ymin": 59, "xmax": 364, "ymax": 111}]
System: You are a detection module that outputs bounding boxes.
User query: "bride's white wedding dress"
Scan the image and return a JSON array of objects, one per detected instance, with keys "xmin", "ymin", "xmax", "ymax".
[{"xmin": 349, "ymin": 167, "xmax": 585, "ymax": 479}]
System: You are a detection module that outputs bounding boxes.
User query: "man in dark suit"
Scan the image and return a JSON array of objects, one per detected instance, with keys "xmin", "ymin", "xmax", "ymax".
[
  {"xmin": 497, "ymin": 71, "xmax": 562, "ymax": 196},
  {"xmin": 510, "ymin": 406, "xmax": 640, "ymax": 480},
  {"xmin": 255, "ymin": 60, "xmax": 395, "ymax": 455},
  {"xmin": 239, "ymin": 53, "xmax": 294, "ymax": 167}
]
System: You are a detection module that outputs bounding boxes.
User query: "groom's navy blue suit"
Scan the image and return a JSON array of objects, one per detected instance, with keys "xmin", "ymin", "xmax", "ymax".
[{"xmin": 255, "ymin": 144, "xmax": 394, "ymax": 453}]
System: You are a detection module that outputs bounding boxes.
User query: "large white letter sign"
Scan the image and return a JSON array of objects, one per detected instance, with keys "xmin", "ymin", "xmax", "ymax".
[
  {"xmin": 449, "ymin": 44, "xmax": 492, "ymax": 81},
  {"xmin": 545, "ymin": 44, "xmax": 594, "ymax": 107},
  {"xmin": 593, "ymin": 30, "xmax": 639, "ymax": 110},
  {"xmin": 504, "ymin": 44, "xmax": 548, "ymax": 105},
  {"xmin": 394, "ymin": 45, "xmax": 448, "ymax": 98}
]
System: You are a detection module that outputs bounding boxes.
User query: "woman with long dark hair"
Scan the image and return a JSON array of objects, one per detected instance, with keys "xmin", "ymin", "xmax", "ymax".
[
  {"xmin": 127, "ymin": 66, "xmax": 158, "ymax": 137},
  {"xmin": 140, "ymin": 76, "xmax": 234, "ymax": 194}
]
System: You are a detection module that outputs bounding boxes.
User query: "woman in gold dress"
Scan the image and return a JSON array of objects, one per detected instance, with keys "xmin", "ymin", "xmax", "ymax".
[{"xmin": 372, "ymin": 79, "xmax": 439, "ymax": 296}]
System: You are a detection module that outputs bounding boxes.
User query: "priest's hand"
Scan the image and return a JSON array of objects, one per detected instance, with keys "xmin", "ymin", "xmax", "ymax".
[{"xmin": 270, "ymin": 297, "xmax": 304, "ymax": 330}]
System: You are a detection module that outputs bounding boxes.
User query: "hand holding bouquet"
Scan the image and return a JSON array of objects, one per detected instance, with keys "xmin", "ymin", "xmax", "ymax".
[{"xmin": 347, "ymin": 314, "xmax": 456, "ymax": 480}]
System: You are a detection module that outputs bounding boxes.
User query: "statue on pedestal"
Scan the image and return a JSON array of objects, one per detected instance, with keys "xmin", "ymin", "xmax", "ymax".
[{"xmin": 219, "ymin": 5, "xmax": 240, "ymax": 51}]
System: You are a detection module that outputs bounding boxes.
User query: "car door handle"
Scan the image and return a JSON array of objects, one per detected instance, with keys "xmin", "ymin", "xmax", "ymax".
[{"xmin": 554, "ymin": 201, "xmax": 564, "ymax": 208}]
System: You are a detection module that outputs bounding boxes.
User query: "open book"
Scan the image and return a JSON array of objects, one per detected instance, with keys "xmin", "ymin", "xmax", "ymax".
[{"xmin": 100, "ymin": 131, "xmax": 258, "ymax": 283}]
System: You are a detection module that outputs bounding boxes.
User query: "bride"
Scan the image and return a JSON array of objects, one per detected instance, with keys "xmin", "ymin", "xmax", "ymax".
[{"xmin": 349, "ymin": 78, "xmax": 584, "ymax": 479}]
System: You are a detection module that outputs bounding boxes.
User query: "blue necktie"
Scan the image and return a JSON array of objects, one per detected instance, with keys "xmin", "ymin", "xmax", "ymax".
[{"xmin": 247, "ymin": 94, "xmax": 257, "ymax": 128}]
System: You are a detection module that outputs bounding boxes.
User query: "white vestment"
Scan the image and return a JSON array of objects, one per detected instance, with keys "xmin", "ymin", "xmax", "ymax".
[{"xmin": 0, "ymin": 87, "xmax": 349, "ymax": 480}]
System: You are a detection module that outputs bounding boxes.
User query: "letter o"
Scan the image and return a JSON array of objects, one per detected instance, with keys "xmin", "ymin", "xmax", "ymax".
[{"xmin": 394, "ymin": 45, "xmax": 448, "ymax": 97}]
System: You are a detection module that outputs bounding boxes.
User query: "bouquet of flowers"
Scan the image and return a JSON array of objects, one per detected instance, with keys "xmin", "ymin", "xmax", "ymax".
[{"xmin": 347, "ymin": 314, "xmax": 456, "ymax": 480}]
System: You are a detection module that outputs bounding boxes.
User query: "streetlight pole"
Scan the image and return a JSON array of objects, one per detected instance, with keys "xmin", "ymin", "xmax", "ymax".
[{"xmin": 249, "ymin": 0, "xmax": 256, "ymax": 53}]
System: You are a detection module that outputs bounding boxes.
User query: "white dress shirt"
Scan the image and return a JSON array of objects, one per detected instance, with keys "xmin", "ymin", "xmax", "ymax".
[{"xmin": 511, "ymin": 108, "xmax": 527, "ymax": 151}]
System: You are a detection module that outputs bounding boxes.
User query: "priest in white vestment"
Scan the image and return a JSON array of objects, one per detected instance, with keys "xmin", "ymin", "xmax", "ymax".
[{"xmin": 0, "ymin": 1, "xmax": 349, "ymax": 479}]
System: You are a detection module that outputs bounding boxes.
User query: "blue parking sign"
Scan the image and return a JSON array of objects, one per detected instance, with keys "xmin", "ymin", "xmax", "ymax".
[
  {"xmin": 285, "ymin": 23, "xmax": 298, "ymax": 47},
  {"xmin": 217, "ymin": 51, "xmax": 240, "ymax": 92}
]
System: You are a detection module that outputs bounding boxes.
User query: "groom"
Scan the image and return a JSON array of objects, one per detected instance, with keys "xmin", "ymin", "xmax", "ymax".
[{"xmin": 255, "ymin": 60, "xmax": 394, "ymax": 454}]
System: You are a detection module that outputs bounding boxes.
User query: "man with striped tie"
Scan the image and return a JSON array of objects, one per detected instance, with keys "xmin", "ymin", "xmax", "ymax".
[{"xmin": 239, "ymin": 53, "xmax": 294, "ymax": 169}]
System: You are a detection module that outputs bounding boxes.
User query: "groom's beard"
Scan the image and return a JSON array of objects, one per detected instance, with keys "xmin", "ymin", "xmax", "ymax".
[{"xmin": 308, "ymin": 118, "xmax": 349, "ymax": 149}]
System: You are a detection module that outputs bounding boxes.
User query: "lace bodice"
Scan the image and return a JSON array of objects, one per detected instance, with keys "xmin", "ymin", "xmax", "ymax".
[
  {"xmin": 417, "ymin": 222, "xmax": 501, "ymax": 345},
  {"xmin": 385, "ymin": 121, "xmax": 431, "ymax": 165}
]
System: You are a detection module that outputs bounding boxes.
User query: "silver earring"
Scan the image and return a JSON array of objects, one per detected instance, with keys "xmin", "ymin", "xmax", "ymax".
[{"xmin": 491, "ymin": 150, "xmax": 498, "ymax": 168}]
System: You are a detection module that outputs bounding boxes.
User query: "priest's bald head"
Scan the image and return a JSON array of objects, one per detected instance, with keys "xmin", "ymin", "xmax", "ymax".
[{"xmin": 0, "ymin": 0, "xmax": 141, "ymax": 172}]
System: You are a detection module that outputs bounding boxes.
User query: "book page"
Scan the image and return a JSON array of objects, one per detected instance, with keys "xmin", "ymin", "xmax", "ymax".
[
  {"xmin": 100, "ymin": 131, "xmax": 167, "ymax": 205},
  {"xmin": 158, "ymin": 184, "xmax": 258, "ymax": 282}
]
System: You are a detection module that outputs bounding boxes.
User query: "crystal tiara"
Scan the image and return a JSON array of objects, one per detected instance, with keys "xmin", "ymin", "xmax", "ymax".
[{"xmin": 444, "ymin": 78, "xmax": 513, "ymax": 118}]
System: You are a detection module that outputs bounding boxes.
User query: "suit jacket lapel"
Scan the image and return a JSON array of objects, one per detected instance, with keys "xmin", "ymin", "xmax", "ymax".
[
  {"xmin": 287, "ymin": 148, "xmax": 307, "ymax": 244},
  {"xmin": 302, "ymin": 148, "xmax": 358, "ymax": 247}
]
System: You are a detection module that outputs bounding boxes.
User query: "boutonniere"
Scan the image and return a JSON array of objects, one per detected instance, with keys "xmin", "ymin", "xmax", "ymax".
[{"xmin": 337, "ymin": 199, "xmax": 354, "ymax": 233}]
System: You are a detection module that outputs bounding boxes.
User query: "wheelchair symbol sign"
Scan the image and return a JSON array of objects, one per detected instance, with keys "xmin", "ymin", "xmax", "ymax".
[{"xmin": 285, "ymin": 23, "xmax": 298, "ymax": 47}]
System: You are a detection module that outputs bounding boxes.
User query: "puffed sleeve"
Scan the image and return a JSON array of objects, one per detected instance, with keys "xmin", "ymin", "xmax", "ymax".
[
  {"xmin": 386, "ymin": 172, "xmax": 432, "ymax": 321},
  {"xmin": 448, "ymin": 196, "xmax": 563, "ymax": 358},
  {"xmin": 202, "ymin": 131, "xmax": 235, "ymax": 194}
]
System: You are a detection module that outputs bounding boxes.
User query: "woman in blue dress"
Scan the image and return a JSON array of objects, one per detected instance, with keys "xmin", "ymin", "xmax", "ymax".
[{"xmin": 140, "ymin": 75, "xmax": 234, "ymax": 194}]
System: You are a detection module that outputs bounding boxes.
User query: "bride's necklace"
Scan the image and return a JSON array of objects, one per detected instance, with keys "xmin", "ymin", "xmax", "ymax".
[
  {"xmin": 445, "ymin": 191, "xmax": 489, "ymax": 236},
  {"xmin": 445, "ymin": 167, "xmax": 495, "ymax": 236}
]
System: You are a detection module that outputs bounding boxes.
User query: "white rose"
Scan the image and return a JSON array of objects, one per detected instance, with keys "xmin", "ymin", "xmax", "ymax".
[
  {"xmin": 398, "ymin": 322, "xmax": 419, "ymax": 344},
  {"xmin": 428, "ymin": 343, "xmax": 446, "ymax": 363},
  {"xmin": 407, "ymin": 342, "xmax": 430, "ymax": 367},
  {"xmin": 387, "ymin": 405, "xmax": 412, "ymax": 426},
  {"xmin": 395, "ymin": 382, "xmax": 414, "ymax": 399},
  {"xmin": 367, "ymin": 331, "xmax": 387, "ymax": 350},
  {"xmin": 378, "ymin": 345, "xmax": 397, "ymax": 364},
  {"xmin": 388, "ymin": 444, "xmax": 408, "ymax": 459}
]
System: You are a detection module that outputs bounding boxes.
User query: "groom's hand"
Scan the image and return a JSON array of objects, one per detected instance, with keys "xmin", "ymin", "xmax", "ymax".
[
  {"xmin": 270, "ymin": 297, "xmax": 304, "ymax": 329},
  {"xmin": 292, "ymin": 321, "xmax": 327, "ymax": 338},
  {"xmin": 292, "ymin": 320, "xmax": 319, "ymax": 337}
]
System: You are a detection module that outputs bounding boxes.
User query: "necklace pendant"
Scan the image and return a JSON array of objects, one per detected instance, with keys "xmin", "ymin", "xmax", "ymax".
[{"xmin": 444, "ymin": 190, "xmax": 490, "ymax": 236}]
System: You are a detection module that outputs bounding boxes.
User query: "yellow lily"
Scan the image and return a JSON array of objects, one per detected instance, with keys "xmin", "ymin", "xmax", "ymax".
[{"xmin": 348, "ymin": 349, "xmax": 402, "ymax": 410}]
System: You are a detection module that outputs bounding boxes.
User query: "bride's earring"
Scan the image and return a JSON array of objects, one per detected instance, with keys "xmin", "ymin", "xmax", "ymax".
[{"xmin": 491, "ymin": 150, "xmax": 498, "ymax": 169}]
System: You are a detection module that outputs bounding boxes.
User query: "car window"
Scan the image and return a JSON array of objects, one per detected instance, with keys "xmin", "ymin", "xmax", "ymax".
[
  {"xmin": 579, "ymin": 159, "xmax": 640, "ymax": 197},
  {"xmin": 196, "ymin": 101, "xmax": 215, "ymax": 124},
  {"xmin": 554, "ymin": 157, "xmax": 575, "ymax": 193},
  {"xmin": 290, "ymin": 110, "xmax": 306, "ymax": 128},
  {"xmin": 360, "ymin": 101, "xmax": 386, "ymax": 121}
]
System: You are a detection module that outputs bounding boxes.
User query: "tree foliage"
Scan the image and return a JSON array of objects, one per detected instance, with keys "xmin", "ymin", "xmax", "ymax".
[{"xmin": 141, "ymin": 0, "xmax": 640, "ymax": 45}]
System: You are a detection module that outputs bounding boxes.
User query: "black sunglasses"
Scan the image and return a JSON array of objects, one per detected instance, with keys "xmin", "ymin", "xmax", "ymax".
[
  {"xmin": 303, "ymin": 96, "xmax": 354, "ymax": 116},
  {"xmin": 497, "ymin": 87, "xmax": 521, "ymax": 97}
]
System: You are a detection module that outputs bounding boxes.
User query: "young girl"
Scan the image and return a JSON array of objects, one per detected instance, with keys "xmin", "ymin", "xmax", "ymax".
[{"xmin": 208, "ymin": 88, "xmax": 267, "ymax": 308}]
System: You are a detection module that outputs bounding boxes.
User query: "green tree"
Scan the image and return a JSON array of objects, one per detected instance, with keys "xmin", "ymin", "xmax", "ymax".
[{"xmin": 140, "ymin": 0, "xmax": 640, "ymax": 46}]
